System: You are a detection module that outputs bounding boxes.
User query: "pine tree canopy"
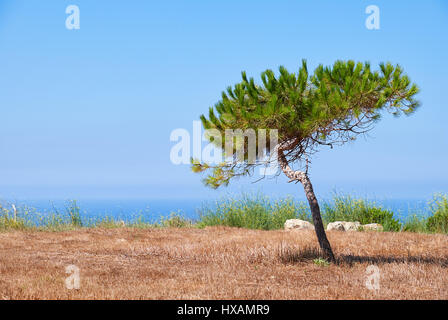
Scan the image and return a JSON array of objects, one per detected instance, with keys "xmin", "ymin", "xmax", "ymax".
[{"xmin": 193, "ymin": 59, "xmax": 420, "ymax": 188}]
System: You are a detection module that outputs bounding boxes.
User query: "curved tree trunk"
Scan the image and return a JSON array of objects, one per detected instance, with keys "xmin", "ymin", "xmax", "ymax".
[
  {"xmin": 277, "ymin": 147, "xmax": 335, "ymax": 262},
  {"xmin": 299, "ymin": 173, "xmax": 335, "ymax": 262}
]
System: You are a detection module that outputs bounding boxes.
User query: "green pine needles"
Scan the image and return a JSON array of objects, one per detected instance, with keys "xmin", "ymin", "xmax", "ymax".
[{"xmin": 194, "ymin": 59, "xmax": 420, "ymax": 188}]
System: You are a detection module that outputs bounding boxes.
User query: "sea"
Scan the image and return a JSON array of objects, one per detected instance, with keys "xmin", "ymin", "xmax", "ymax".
[{"xmin": 3, "ymin": 197, "xmax": 432, "ymax": 224}]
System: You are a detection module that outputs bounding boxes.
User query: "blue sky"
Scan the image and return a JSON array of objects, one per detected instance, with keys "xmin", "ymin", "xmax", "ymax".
[{"xmin": 0, "ymin": 0, "xmax": 447, "ymax": 200}]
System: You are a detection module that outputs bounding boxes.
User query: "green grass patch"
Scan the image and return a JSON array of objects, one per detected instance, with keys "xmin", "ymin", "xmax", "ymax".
[
  {"xmin": 321, "ymin": 193, "xmax": 402, "ymax": 231},
  {"xmin": 1, "ymin": 193, "xmax": 448, "ymax": 234},
  {"xmin": 197, "ymin": 193, "xmax": 311, "ymax": 230},
  {"xmin": 426, "ymin": 194, "xmax": 448, "ymax": 233},
  {"xmin": 402, "ymin": 214, "xmax": 428, "ymax": 233}
]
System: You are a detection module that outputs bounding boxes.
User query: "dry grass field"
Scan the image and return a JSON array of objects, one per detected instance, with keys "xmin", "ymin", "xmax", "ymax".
[{"xmin": 0, "ymin": 226, "xmax": 447, "ymax": 299}]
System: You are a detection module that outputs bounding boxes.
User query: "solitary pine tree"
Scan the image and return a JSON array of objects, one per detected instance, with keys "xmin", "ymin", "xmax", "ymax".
[{"xmin": 192, "ymin": 60, "xmax": 419, "ymax": 261}]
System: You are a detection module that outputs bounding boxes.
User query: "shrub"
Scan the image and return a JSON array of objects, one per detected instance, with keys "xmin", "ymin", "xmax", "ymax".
[
  {"xmin": 42, "ymin": 200, "xmax": 83, "ymax": 230},
  {"xmin": 402, "ymin": 214, "xmax": 428, "ymax": 233},
  {"xmin": 426, "ymin": 194, "xmax": 448, "ymax": 233},
  {"xmin": 0, "ymin": 203, "xmax": 30, "ymax": 230},
  {"xmin": 66, "ymin": 200, "xmax": 83, "ymax": 227},
  {"xmin": 198, "ymin": 193, "xmax": 311, "ymax": 230},
  {"xmin": 92, "ymin": 216, "xmax": 125, "ymax": 228},
  {"xmin": 269, "ymin": 197, "xmax": 311, "ymax": 229},
  {"xmin": 159, "ymin": 212, "xmax": 193, "ymax": 228},
  {"xmin": 0, "ymin": 209, "xmax": 27, "ymax": 230},
  {"xmin": 322, "ymin": 194, "xmax": 402, "ymax": 231}
]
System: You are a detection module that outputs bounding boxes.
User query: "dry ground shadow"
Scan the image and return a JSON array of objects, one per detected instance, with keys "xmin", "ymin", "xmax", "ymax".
[{"xmin": 279, "ymin": 245, "xmax": 448, "ymax": 267}]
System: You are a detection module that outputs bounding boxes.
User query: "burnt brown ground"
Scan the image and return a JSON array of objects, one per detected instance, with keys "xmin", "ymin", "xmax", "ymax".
[{"xmin": 0, "ymin": 227, "xmax": 447, "ymax": 299}]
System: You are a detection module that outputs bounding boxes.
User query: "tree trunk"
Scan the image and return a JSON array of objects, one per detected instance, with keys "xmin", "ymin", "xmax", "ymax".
[
  {"xmin": 299, "ymin": 173, "xmax": 335, "ymax": 262},
  {"xmin": 277, "ymin": 146, "xmax": 335, "ymax": 262}
]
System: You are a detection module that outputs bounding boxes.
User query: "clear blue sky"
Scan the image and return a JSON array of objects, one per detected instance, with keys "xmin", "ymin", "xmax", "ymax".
[{"xmin": 0, "ymin": 0, "xmax": 447, "ymax": 200}]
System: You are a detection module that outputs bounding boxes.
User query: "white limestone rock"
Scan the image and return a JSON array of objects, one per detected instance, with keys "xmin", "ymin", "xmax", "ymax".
[
  {"xmin": 326, "ymin": 221, "xmax": 346, "ymax": 231},
  {"xmin": 342, "ymin": 221, "xmax": 361, "ymax": 231},
  {"xmin": 327, "ymin": 221, "xmax": 361, "ymax": 231},
  {"xmin": 284, "ymin": 219, "xmax": 315, "ymax": 231}
]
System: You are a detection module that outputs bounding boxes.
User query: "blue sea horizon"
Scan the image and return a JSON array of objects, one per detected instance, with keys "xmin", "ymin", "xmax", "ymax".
[{"xmin": 3, "ymin": 197, "xmax": 432, "ymax": 224}]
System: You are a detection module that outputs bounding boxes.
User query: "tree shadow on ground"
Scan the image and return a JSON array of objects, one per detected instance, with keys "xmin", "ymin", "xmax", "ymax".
[
  {"xmin": 337, "ymin": 254, "xmax": 448, "ymax": 267},
  {"xmin": 278, "ymin": 245, "xmax": 448, "ymax": 267}
]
